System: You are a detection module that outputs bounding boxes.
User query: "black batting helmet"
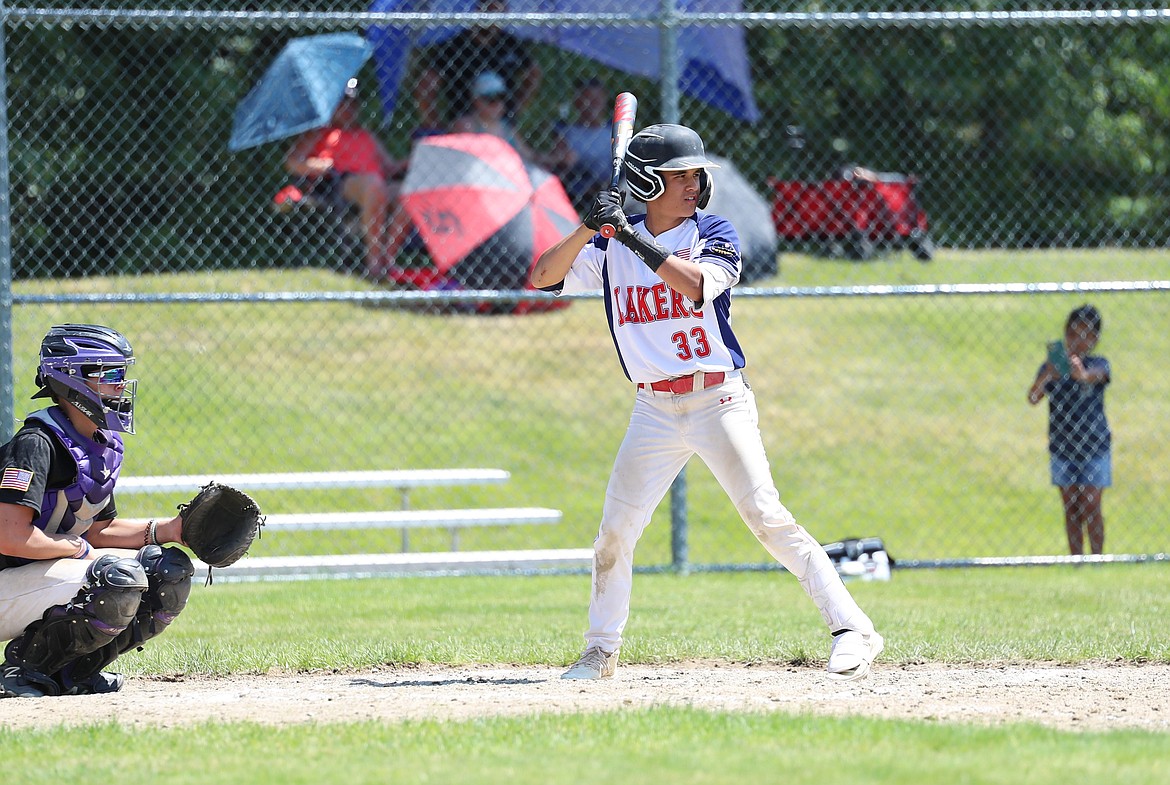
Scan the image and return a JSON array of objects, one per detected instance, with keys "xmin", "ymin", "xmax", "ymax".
[{"xmin": 622, "ymin": 124, "xmax": 719, "ymax": 208}]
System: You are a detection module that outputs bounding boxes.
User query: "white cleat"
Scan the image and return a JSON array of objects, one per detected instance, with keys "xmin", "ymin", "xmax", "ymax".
[
  {"xmin": 826, "ymin": 630, "xmax": 884, "ymax": 683},
  {"xmin": 561, "ymin": 646, "xmax": 619, "ymax": 680}
]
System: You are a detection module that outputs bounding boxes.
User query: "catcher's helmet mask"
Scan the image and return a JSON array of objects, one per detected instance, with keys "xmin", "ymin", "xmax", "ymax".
[
  {"xmin": 33, "ymin": 323, "xmax": 138, "ymax": 434},
  {"xmin": 623, "ymin": 123, "xmax": 719, "ymax": 209}
]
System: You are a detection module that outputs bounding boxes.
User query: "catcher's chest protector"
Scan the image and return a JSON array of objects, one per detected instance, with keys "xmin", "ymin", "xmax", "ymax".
[{"xmin": 24, "ymin": 409, "xmax": 124, "ymax": 534}]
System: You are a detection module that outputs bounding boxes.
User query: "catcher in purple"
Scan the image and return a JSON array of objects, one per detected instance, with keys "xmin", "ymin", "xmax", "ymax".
[{"xmin": 0, "ymin": 324, "xmax": 260, "ymax": 698}]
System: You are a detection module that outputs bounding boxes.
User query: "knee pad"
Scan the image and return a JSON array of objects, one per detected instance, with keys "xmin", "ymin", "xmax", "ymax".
[
  {"xmin": 59, "ymin": 548, "xmax": 195, "ymax": 687},
  {"xmin": 84, "ymin": 554, "xmax": 151, "ymax": 630},
  {"xmin": 133, "ymin": 545, "xmax": 195, "ymax": 641},
  {"xmin": 4, "ymin": 555, "xmax": 147, "ymax": 679}
]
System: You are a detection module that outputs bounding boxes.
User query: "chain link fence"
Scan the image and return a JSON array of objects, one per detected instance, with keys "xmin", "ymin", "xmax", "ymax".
[{"xmin": 3, "ymin": 3, "xmax": 1168, "ymax": 569}]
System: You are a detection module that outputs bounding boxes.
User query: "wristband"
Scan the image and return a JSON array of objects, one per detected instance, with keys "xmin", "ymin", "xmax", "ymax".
[
  {"xmin": 148, "ymin": 519, "xmax": 159, "ymax": 546},
  {"xmin": 72, "ymin": 539, "xmax": 92, "ymax": 559},
  {"xmin": 616, "ymin": 227, "xmax": 670, "ymax": 272}
]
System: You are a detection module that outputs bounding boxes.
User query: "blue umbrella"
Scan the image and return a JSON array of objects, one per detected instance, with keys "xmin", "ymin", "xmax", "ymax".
[{"xmin": 228, "ymin": 33, "xmax": 373, "ymax": 152}]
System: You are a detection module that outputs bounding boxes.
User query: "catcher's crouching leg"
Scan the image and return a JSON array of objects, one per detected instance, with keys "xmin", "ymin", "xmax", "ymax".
[
  {"xmin": 56, "ymin": 545, "xmax": 195, "ymax": 694},
  {"xmin": 130, "ymin": 544, "xmax": 195, "ymax": 644},
  {"xmin": 0, "ymin": 555, "xmax": 148, "ymax": 698}
]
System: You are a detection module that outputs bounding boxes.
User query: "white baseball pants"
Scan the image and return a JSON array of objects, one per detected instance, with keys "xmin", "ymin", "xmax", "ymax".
[
  {"xmin": 583, "ymin": 373, "xmax": 876, "ymax": 653},
  {"xmin": 0, "ymin": 548, "xmax": 138, "ymax": 642}
]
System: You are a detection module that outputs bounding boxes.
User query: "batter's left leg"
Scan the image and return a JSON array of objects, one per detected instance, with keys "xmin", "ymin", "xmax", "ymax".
[{"xmin": 688, "ymin": 379, "xmax": 881, "ymax": 678}]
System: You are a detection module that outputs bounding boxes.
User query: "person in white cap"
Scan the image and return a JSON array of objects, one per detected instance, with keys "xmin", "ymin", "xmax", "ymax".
[
  {"xmin": 413, "ymin": 0, "xmax": 542, "ymax": 133},
  {"xmin": 450, "ymin": 70, "xmax": 550, "ymax": 167}
]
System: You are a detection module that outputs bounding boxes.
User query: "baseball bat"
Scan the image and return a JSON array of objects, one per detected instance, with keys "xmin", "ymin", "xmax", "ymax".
[{"xmin": 600, "ymin": 91, "xmax": 638, "ymax": 238}]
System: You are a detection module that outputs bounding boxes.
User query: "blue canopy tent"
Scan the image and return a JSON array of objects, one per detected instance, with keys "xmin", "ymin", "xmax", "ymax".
[
  {"xmin": 366, "ymin": 0, "xmax": 465, "ymax": 125},
  {"xmin": 366, "ymin": 0, "xmax": 758, "ymax": 124}
]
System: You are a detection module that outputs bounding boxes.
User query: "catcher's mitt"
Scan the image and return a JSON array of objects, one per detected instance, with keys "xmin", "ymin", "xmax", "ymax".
[{"xmin": 178, "ymin": 482, "xmax": 264, "ymax": 568}]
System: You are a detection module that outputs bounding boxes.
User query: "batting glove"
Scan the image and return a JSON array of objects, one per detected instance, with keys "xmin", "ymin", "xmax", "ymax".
[{"xmin": 584, "ymin": 189, "xmax": 628, "ymax": 233}]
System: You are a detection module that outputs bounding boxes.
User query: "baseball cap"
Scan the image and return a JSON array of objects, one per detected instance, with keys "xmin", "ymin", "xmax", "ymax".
[{"xmin": 472, "ymin": 71, "xmax": 507, "ymax": 98}]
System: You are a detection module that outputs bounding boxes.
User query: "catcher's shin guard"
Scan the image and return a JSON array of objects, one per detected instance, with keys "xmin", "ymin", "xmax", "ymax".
[
  {"xmin": 2, "ymin": 554, "xmax": 147, "ymax": 697},
  {"xmin": 58, "ymin": 546, "xmax": 195, "ymax": 690},
  {"xmin": 130, "ymin": 545, "xmax": 195, "ymax": 643}
]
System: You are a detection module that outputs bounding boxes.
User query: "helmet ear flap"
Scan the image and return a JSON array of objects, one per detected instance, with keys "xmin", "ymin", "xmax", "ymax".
[
  {"xmin": 698, "ymin": 169, "xmax": 713, "ymax": 210},
  {"xmin": 622, "ymin": 157, "xmax": 664, "ymax": 203}
]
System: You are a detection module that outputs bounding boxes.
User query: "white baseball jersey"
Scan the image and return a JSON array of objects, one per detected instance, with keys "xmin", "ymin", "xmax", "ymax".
[
  {"xmin": 549, "ymin": 206, "xmax": 878, "ymax": 659},
  {"xmin": 556, "ymin": 211, "xmax": 745, "ymax": 383}
]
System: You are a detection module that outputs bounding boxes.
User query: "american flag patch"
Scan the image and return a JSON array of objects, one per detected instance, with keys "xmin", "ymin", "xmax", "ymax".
[
  {"xmin": 675, "ymin": 248, "xmax": 692, "ymax": 260},
  {"xmin": 1, "ymin": 467, "xmax": 34, "ymax": 492}
]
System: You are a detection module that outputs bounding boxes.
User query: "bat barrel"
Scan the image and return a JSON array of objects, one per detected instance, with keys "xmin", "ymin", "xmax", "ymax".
[{"xmin": 600, "ymin": 91, "xmax": 638, "ymax": 239}]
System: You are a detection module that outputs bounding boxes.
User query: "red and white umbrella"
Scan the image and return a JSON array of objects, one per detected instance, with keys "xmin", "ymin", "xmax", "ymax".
[{"xmin": 400, "ymin": 133, "xmax": 580, "ymax": 291}]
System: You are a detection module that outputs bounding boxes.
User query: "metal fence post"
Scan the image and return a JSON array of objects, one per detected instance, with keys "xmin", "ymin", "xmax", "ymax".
[
  {"xmin": 670, "ymin": 465, "xmax": 689, "ymax": 574},
  {"xmin": 659, "ymin": 0, "xmax": 681, "ymax": 125},
  {"xmin": 0, "ymin": 2, "xmax": 15, "ymax": 442},
  {"xmin": 659, "ymin": 0, "xmax": 689, "ymax": 573}
]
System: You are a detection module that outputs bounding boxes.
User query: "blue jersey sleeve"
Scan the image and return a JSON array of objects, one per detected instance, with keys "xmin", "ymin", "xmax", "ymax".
[{"xmin": 695, "ymin": 212, "xmax": 742, "ymax": 279}]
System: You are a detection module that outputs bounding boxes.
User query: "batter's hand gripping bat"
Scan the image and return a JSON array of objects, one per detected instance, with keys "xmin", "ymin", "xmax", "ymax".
[{"xmin": 600, "ymin": 91, "xmax": 638, "ymax": 238}]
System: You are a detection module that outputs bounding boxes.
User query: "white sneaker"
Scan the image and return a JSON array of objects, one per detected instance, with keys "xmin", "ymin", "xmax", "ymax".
[
  {"xmin": 826, "ymin": 630, "xmax": 884, "ymax": 682},
  {"xmin": 561, "ymin": 646, "xmax": 619, "ymax": 680}
]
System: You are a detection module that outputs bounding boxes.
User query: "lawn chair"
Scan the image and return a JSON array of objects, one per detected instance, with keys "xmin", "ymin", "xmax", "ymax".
[
  {"xmin": 271, "ymin": 178, "xmax": 426, "ymax": 271},
  {"xmin": 271, "ymin": 178, "xmax": 366, "ymax": 265}
]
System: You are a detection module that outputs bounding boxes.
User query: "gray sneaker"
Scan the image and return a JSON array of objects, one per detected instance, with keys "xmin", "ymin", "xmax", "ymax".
[
  {"xmin": 827, "ymin": 630, "xmax": 884, "ymax": 682},
  {"xmin": 1, "ymin": 664, "xmax": 124, "ymax": 698},
  {"xmin": 0, "ymin": 664, "xmax": 55, "ymax": 698},
  {"xmin": 561, "ymin": 646, "xmax": 619, "ymax": 680},
  {"xmin": 62, "ymin": 671, "xmax": 125, "ymax": 696}
]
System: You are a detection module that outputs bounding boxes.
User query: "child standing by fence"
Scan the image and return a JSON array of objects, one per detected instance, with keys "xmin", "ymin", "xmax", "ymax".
[{"xmin": 1028, "ymin": 304, "xmax": 1112, "ymax": 555}]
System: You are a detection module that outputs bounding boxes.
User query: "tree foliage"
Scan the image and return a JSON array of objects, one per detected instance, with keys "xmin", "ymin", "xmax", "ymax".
[{"xmin": 5, "ymin": 8, "xmax": 1170, "ymax": 278}]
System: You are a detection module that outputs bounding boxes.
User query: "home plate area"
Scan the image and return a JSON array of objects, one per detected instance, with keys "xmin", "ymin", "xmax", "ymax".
[{"xmin": 2, "ymin": 662, "xmax": 1167, "ymax": 732}]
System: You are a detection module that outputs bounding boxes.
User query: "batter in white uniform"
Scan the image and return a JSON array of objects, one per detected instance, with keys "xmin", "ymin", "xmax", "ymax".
[{"xmin": 531, "ymin": 123, "xmax": 883, "ymax": 681}]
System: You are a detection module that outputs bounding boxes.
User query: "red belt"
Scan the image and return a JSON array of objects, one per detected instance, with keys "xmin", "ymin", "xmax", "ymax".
[{"xmin": 638, "ymin": 371, "xmax": 726, "ymax": 394}]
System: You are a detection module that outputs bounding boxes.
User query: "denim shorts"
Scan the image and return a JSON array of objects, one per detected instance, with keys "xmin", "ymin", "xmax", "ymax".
[{"xmin": 1050, "ymin": 451, "xmax": 1112, "ymax": 488}]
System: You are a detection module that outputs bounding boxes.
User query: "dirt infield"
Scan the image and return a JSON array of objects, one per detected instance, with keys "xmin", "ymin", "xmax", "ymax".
[{"xmin": 2, "ymin": 661, "xmax": 1168, "ymax": 732}]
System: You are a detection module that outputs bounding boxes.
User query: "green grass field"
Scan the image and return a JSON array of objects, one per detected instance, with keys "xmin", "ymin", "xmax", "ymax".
[
  {"xmin": 4, "ymin": 249, "xmax": 1169, "ymax": 782},
  {"xmin": 3, "ymin": 710, "xmax": 1169, "ymax": 785},
  {"xmin": 132, "ymin": 564, "xmax": 1170, "ymax": 670},
  {"xmin": 10, "ymin": 248, "xmax": 1170, "ymax": 561},
  {"xmin": 2, "ymin": 567, "xmax": 1169, "ymax": 783}
]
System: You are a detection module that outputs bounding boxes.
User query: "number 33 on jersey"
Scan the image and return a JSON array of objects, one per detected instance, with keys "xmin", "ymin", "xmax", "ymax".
[{"xmin": 561, "ymin": 211, "xmax": 746, "ymax": 384}]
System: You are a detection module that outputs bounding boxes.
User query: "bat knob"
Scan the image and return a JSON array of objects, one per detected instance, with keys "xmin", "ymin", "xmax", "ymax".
[{"xmin": 600, "ymin": 224, "xmax": 617, "ymax": 239}]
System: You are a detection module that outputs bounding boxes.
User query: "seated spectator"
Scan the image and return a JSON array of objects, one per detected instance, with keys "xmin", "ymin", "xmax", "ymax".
[
  {"xmin": 545, "ymin": 78, "xmax": 613, "ymax": 211},
  {"xmin": 450, "ymin": 71, "xmax": 549, "ymax": 166},
  {"xmin": 284, "ymin": 79, "xmax": 411, "ymax": 279},
  {"xmin": 412, "ymin": 0, "xmax": 542, "ymax": 135}
]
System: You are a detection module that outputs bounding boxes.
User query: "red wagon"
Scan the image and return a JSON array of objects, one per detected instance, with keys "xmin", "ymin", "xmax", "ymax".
[{"xmin": 768, "ymin": 167, "xmax": 934, "ymax": 261}]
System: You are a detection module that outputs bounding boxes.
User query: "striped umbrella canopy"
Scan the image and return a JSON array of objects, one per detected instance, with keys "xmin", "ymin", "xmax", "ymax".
[{"xmin": 400, "ymin": 133, "xmax": 580, "ymax": 290}]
